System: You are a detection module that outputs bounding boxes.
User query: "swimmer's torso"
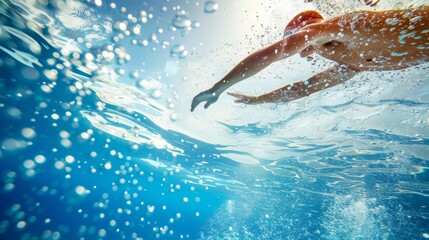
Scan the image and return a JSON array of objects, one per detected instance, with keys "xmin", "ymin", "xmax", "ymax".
[{"xmin": 312, "ymin": 6, "xmax": 429, "ymax": 71}]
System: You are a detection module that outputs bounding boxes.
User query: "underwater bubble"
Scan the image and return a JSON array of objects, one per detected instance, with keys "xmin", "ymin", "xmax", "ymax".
[
  {"xmin": 65, "ymin": 155, "xmax": 75, "ymax": 164},
  {"xmin": 151, "ymin": 89, "xmax": 162, "ymax": 99},
  {"xmin": 204, "ymin": 1, "xmax": 219, "ymax": 13},
  {"xmin": 386, "ymin": 18, "xmax": 399, "ymax": 25},
  {"xmin": 110, "ymin": 220, "xmax": 116, "ymax": 227},
  {"xmin": 34, "ymin": 155, "xmax": 46, "ymax": 164},
  {"xmin": 173, "ymin": 13, "xmax": 192, "ymax": 29},
  {"xmin": 16, "ymin": 221, "xmax": 26, "ymax": 229},
  {"xmin": 181, "ymin": 26, "xmax": 192, "ymax": 36},
  {"xmin": 43, "ymin": 69, "xmax": 58, "ymax": 81},
  {"xmin": 119, "ymin": 22, "xmax": 127, "ymax": 31},
  {"xmin": 179, "ymin": 50, "xmax": 188, "ymax": 59},
  {"xmin": 21, "ymin": 67, "xmax": 40, "ymax": 81},
  {"xmin": 147, "ymin": 205, "xmax": 155, "ymax": 213},
  {"xmin": 84, "ymin": 53, "xmax": 94, "ymax": 61},
  {"xmin": 98, "ymin": 229, "xmax": 106, "ymax": 237},
  {"xmin": 4, "ymin": 183, "xmax": 14, "ymax": 192},
  {"xmin": 41, "ymin": 85, "xmax": 52, "ymax": 93},
  {"xmin": 137, "ymin": 79, "xmax": 161, "ymax": 90},
  {"xmin": 54, "ymin": 161, "xmax": 65, "ymax": 170},
  {"xmin": 133, "ymin": 26, "xmax": 141, "ymax": 35},
  {"xmin": 131, "ymin": 70, "xmax": 140, "ymax": 79},
  {"xmin": 391, "ymin": 51, "xmax": 408, "ymax": 57},
  {"xmin": 170, "ymin": 44, "xmax": 185, "ymax": 57},
  {"xmin": 23, "ymin": 159, "xmax": 36, "ymax": 169},
  {"xmin": 75, "ymin": 186, "xmax": 89, "ymax": 196},
  {"xmin": 150, "ymin": 33, "xmax": 157, "ymax": 41},
  {"xmin": 59, "ymin": 130, "xmax": 70, "ymax": 139},
  {"xmin": 51, "ymin": 113, "xmax": 60, "ymax": 120},
  {"xmin": 2, "ymin": 139, "xmax": 27, "ymax": 151},
  {"xmin": 410, "ymin": 16, "xmax": 422, "ymax": 23},
  {"xmin": 104, "ymin": 162, "xmax": 112, "ymax": 170},
  {"xmin": 423, "ymin": 233, "xmax": 429, "ymax": 238},
  {"xmin": 21, "ymin": 128, "xmax": 36, "ymax": 139},
  {"xmin": 80, "ymin": 132, "xmax": 90, "ymax": 140},
  {"xmin": 6, "ymin": 107, "xmax": 22, "ymax": 118}
]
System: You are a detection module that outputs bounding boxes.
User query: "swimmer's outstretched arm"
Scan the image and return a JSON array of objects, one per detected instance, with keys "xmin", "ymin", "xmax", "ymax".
[
  {"xmin": 228, "ymin": 65, "xmax": 360, "ymax": 104},
  {"xmin": 190, "ymin": 27, "xmax": 331, "ymax": 111}
]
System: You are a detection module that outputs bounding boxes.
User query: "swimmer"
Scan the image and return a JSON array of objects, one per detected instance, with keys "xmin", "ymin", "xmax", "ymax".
[
  {"xmin": 190, "ymin": 6, "xmax": 429, "ymax": 112},
  {"xmin": 305, "ymin": 0, "xmax": 379, "ymax": 6}
]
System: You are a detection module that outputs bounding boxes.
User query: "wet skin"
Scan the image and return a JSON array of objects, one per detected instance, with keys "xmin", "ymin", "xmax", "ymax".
[{"xmin": 191, "ymin": 6, "xmax": 429, "ymax": 111}]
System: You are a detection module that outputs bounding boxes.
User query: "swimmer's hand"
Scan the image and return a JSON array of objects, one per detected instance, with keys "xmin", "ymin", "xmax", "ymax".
[
  {"xmin": 191, "ymin": 89, "xmax": 219, "ymax": 111},
  {"xmin": 227, "ymin": 92, "xmax": 260, "ymax": 104}
]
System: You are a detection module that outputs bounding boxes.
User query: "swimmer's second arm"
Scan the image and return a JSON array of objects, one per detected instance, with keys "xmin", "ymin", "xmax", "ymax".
[
  {"xmin": 228, "ymin": 65, "xmax": 360, "ymax": 104},
  {"xmin": 190, "ymin": 31, "xmax": 316, "ymax": 111}
]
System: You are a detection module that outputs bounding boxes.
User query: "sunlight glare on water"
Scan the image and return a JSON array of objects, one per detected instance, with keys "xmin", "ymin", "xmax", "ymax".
[{"xmin": 0, "ymin": 0, "xmax": 428, "ymax": 239}]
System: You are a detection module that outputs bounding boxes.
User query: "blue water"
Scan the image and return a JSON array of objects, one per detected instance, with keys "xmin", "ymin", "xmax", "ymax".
[{"xmin": 1, "ymin": 0, "xmax": 429, "ymax": 239}]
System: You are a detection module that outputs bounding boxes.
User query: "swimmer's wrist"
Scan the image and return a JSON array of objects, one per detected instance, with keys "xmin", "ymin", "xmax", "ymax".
[{"xmin": 210, "ymin": 85, "xmax": 226, "ymax": 96}]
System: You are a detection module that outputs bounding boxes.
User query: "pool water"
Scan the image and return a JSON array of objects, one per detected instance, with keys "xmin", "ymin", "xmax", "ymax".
[{"xmin": 0, "ymin": 0, "xmax": 428, "ymax": 239}]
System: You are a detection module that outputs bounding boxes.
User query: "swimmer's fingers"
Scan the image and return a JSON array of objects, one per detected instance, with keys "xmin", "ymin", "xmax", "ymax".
[
  {"xmin": 191, "ymin": 89, "xmax": 219, "ymax": 111},
  {"xmin": 227, "ymin": 92, "xmax": 259, "ymax": 104}
]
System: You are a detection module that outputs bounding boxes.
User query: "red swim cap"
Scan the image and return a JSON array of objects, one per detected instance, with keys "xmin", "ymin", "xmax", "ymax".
[{"xmin": 284, "ymin": 10, "xmax": 324, "ymax": 36}]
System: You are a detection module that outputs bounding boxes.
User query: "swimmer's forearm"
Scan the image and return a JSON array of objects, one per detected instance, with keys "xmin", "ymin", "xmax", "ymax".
[
  {"xmin": 256, "ymin": 65, "xmax": 360, "ymax": 103},
  {"xmin": 210, "ymin": 47, "xmax": 279, "ymax": 94},
  {"xmin": 211, "ymin": 33, "xmax": 312, "ymax": 94}
]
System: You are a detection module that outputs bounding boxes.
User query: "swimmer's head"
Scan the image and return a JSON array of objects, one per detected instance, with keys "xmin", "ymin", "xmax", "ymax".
[{"xmin": 284, "ymin": 10, "xmax": 324, "ymax": 37}]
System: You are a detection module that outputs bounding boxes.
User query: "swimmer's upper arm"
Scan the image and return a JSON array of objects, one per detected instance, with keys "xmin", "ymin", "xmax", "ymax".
[
  {"xmin": 272, "ymin": 30, "xmax": 315, "ymax": 61},
  {"xmin": 299, "ymin": 21, "xmax": 354, "ymax": 45},
  {"xmin": 274, "ymin": 24, "xmax": 337, "ymax": 61}
]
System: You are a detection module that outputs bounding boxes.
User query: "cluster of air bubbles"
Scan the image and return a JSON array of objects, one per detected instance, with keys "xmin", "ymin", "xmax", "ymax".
[
  {"xmin": 74, "ymin": 41, "xmax": 131, "ymax": 68},
  {"xmin": 170, "ymin": 44, "xmax": 188, "ymax": 59},
  {"xmin": 172, "ymin": 10, "xmax": 200, "ymax": 36},
  {"xmin": 173, "ymin": 12, "xmax": 192, "ymax": 29},
  {"xmin": 1, "ymin": 138, "xmax": 27, "ymax": 152},
  {"xmin": 204, "ymin": 1, "xmax": 219, "ymax": 13},
  {"xmin": 385, "ymin": 18, "xmax": 399, "ymax": 25},
  {"xmin": 135, "ymin": 78, "xmax": 163, "ymax": 99},
  {"xmin": 140, "ymin": 10, "xmax": 153, "ymax": 24}
]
